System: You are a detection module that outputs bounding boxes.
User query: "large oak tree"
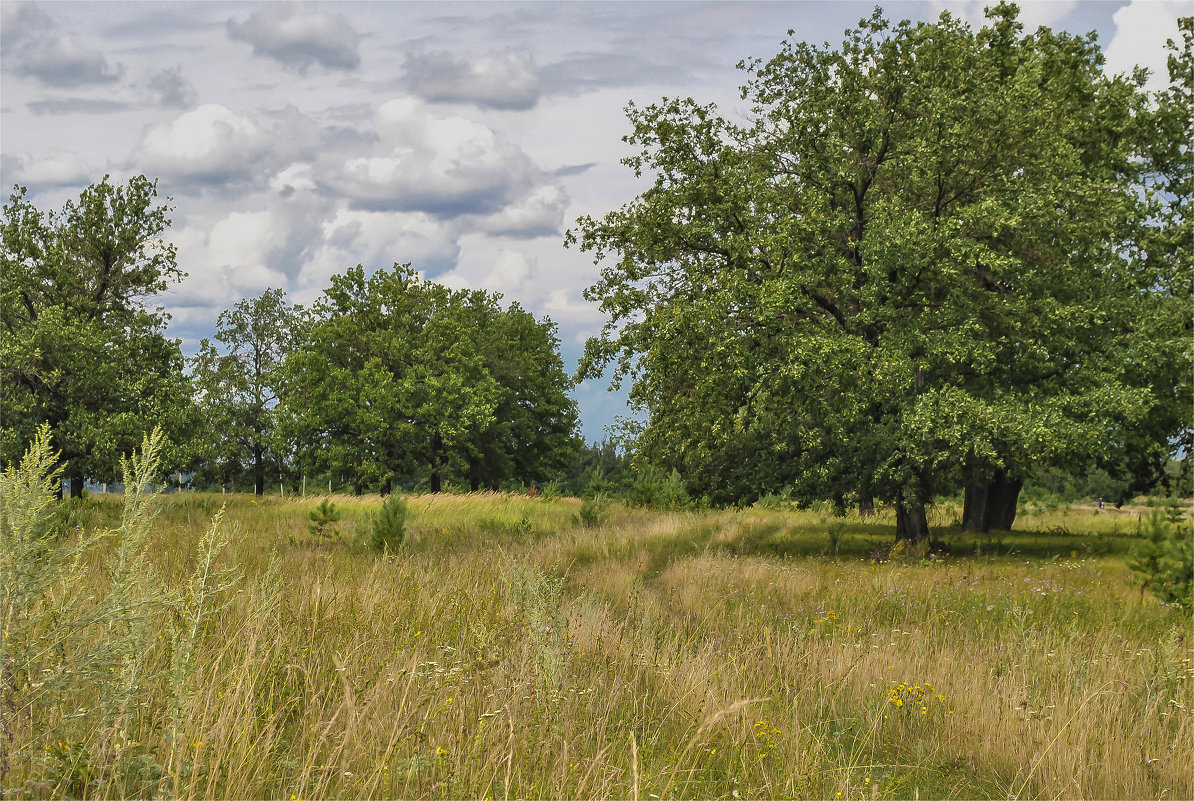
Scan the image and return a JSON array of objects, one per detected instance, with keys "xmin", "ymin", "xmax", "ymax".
[{"xmin": 572, "ymin": 5, "xmax": 1188, "ymax": 540}]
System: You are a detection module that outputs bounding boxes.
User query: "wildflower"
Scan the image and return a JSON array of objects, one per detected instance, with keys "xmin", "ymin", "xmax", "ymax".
[{"xmin": 436, "ymin": 746, "xmax": 448, "ymax": 757}]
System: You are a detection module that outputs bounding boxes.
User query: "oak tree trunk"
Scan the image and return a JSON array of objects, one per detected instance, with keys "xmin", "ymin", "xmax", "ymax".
[
  {"xmin": 963, "ymin": 472, "xmax": 1023, "ymax": 532},
  {"xmin": 253, "ymin": 443, "xmax": 264, "ymax": 496},
  {"xmin": 859, "ymin": 494, "xmax": 875, "ymax": 516},
  {"xmin": 895, "ymin": 497, "xmax": 930, "ymax": 542},
  {"xmin": 69, "ymin": 468, "xmax": 84, "ymax": 499}
]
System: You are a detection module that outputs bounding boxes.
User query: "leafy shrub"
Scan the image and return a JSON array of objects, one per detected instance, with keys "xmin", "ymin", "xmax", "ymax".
[
  {"xmin": 369, "ymin": 494, "xmax": 407, "ymax": 553},
  {"xmin": 308, "ymin": 498, "xmax": 341, "ymax": 539},
  {"xmin": 573, "ymin": 494, "xmax": 611, "ymax": 528},
  {"xmin": 1129, "ymin": 509, "xmax": 1193, "ymax": 609}
]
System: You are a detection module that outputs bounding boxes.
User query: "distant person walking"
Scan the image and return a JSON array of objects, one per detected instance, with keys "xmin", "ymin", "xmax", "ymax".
[{"xmin": 1098, "ymin": 497, "xmax": 1105, "ymax": 509}]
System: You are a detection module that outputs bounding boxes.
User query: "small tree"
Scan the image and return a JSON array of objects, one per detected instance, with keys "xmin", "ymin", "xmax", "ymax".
[
  {"xmin": 307, "ymin": 499, "xmax": 341, "ymax": 540},
  {"xmin": 1129, "ymin": 510, "xmax": 1193, "ymax": 610},
  {"xmin": 191, "ymin": 289, "xmax": 304, "ymax": 494},
  {"xmin": 369, "ymin": 495, "xmax": 407, "ymax": 554},
  {"xmin": 367, "ymin": 498, "xmax": 405, "ymax": 553}
]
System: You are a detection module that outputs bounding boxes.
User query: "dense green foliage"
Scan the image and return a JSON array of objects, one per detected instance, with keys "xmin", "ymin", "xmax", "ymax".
[
  {"xmin": 279, "ymin": 263, "xmax": 579, "ymax": 495},
  {"xmin": 572, "ymin": 5, "xmax": 1191, "ymax": 539},
  {"xmin": 2, "ymin": 188, "xmax": 580, "ymax": 496},
  {"xmin": 1, "ymin": 177, "xmax": 191, "ymax": 495},
  {"xmin": 190, "ymin": 289, "xmax": 305, "ymax": 494}
]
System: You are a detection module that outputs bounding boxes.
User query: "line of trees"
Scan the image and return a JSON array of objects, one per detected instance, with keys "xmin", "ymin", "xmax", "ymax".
[
  {"xmin": 571, "ymin": 6, "xmax": 1192, "ymax": 540},
  {"xmin": 2, "ymin": 179, "xmax": 580, "ymax": 497},
  {"xmin": 2, "ymin": 8, "xmax": 1188, "ymax": 525}
]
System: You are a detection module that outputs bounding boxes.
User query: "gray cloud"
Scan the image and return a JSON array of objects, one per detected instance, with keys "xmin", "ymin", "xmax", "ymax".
[
  {"xmin": 404, "ymin": 48, "xmax": 541, "ymax": 110},
  {"xmin": 537, "ymin": 51, "xmax": 681, "ymax": 96},
  {"xmin": 0, "ymin": 1, "xmax": 53, "ymax": 51},
  {"xmin": 27, "ymin": 97, "xmax": 134, "ymax": 115},
  {"xmin": 16, "ymin": 33, "xmax": 123, "ymax": 87},
  {"xmin": 227, "ymin": 2, "xmax": 361, "ymax": 73},
  {"xmin": 146, "ymin": 66, "xmax": 198, "ymax": 110},
  {"xmin": 554, "ymin": 162, "xmax": 598, "ymax": 177}
]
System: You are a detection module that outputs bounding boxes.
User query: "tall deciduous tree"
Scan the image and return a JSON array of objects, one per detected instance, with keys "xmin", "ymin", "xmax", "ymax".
[
  {"xmin": 1, "ymin": 176, "xmax": 189, "ymax": 495},
  {"xmin": 280, "ymin": 264, "xmax": 495, "ymax": 494},
  {"xmin": 191, "ymin": 289, "xmax": 304, "ymax": 494},
  {"xmin": 573, "ymin": 6, "xmax": 1185, "ymax": 540},
  {"xmin": 456, "ymin": 294, "xmax": 580, "ymax": 491},
  {"xmin": 280, "ymin": 263, "xmax": 579, "ymax": 494}
]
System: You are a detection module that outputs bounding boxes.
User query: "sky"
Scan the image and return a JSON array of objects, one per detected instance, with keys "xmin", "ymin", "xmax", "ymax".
[{"xmin": 1, "ymin": 0, "xmax": 1186, "ymax": 442}]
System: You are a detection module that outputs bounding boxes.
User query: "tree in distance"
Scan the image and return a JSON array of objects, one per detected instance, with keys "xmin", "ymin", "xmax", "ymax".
[
  {"xmin": 191, "ymin": 289, "xmax": 305, "ymax": 495},
  {"xmin": 1, "ymin": 176, "xmax": 191, "ymax": 495},
  {"xmin": 571, "ymin": 4, "xmax": 1190, "ymax": 540},
  {"xmin": 279, "ymin": 263, "xmax": 578, "ymax": 495}
]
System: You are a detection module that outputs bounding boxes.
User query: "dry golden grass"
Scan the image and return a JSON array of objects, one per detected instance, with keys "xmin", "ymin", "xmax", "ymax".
[{"xmin": 5, "ymin": 490, "xmax": 1191, "ymax": 800}]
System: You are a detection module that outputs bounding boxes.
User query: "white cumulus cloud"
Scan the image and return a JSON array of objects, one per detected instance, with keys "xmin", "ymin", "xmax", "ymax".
[
  {"xmin": 326, "ymin": 97, "xmax": 539, "ymax": 216},
  {"xmin": 133, "ymin": 104, "xmax": 270, "ymax": 185},
  {"xmin": 0, "ymin": 149, "xmax": 91, "ymax": 187},
  {"xmin": 297, "ymin": 207, "xmax": 462, "ymax": 293},
  {"xmin": 1103, "ymin": 0, "xmax": 1186, "ymax": 92},
  {"xmin": 482, "ymin": 250, "xmax": 537, "ymax": 294}
]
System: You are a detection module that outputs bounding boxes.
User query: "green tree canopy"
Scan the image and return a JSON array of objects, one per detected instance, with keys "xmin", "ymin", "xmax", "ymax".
[
  {"xmin": 280, "ymin": 263, "xmax": 578, "ymax": 494},
  {"xmin": 1, "ymin": 176, "xmax": 190, "ymax": 495},
  {"xmin": 190, "ymin": 288, "xmax": 305, "ymax": 494},
  {"xmin": 572, "ymin": 5, "xmax": 1188, "ymax": 539}
]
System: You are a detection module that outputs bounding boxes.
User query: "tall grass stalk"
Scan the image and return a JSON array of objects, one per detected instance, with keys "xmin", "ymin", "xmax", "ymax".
[{"xmin": 1, "ymin": 426, "xmax": 242, "ymax": 798}]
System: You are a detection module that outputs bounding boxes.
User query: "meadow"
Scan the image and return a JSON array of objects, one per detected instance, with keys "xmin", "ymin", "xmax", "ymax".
[{"xmin": 3, "ymin": 451, "xmax": 1191, "ymax": 800}]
